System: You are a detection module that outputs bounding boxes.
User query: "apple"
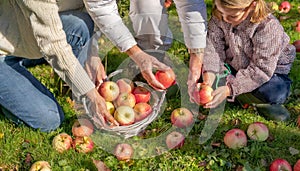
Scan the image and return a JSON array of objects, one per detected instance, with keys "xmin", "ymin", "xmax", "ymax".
[
  {"xmin": 155, "ymin": 69, "xmax": 176, "ymax": 89},
  {"xmin": 296, "ymin": 21, "xmax": 300, "ymax": 32},
  {"xmin": 170, "ymin": 107, "xmax": 194, "ymax": 128},
  {"xmin": 72, "ymin": 118, "xmax": 94, "ymax": 137},
  {"xmin": 29, "ymin": 161, "xmax": 51, "ymax": 171},
  {"xmin": 72, "ymin": 136, "xmax": 94, "ymax": 153},
  {"xmin": 223, "ymin": 128, "xmax": 247, "ymax": 149},
  {"xmin": 294, "ymin": 159, "xmax": 300, "ymax": 171},
  {"xmin": 132, "ymin": 86, "xmax": 151, "ymax": 103},
  {"xmin": 115, "ymin": 92, "xmax": 136, "ymax": 108},
  {"xmin": 52, "ymin": 133, "xmax": 73, "ymax": 153},
  {"xmin": 279, "ymin": 1, "xmax": 291, "ymax": 13},
  {"xmin": 98, "ymin": 81, "xmax": 120, "ymax": 102},
  {"xmin": 134, "ymin": 102, "xmax": 152, "ymax": 122},
  {"xmin": 268, "ymin": 2, "xmax": 279, "ymax": 11},
  {"xmin": 116, "ymin": 78, "xmax": 134, "ymax": 94},
  {"xmin": 192, "ymin": 83, "xmax": 213, "ymax": 105},
  {"xmin": 270, "ymin": 158, "xmax": 292, "ymax": 171},
  {"xmin": 164, "ymin": 0, "xmax": 172, "ymax": 8},
  {"xmin": 165, "ymin": 131, "xmax": 185, "ymax": 149},
  {"xmin": 293, "ymin": 40, "xmax": 300, "ymax": 53},
  {"xmin": 114, "ymin": 143, "xmax": 134, "ymax": 161},
  {"xmin": 106, "ymin": 101, "xmax": 115, "ymax": 115},
  {"xmin": 114, "ymin": 105, "xmax": 135, "ymax": 126},
  {"xmin": 246, "ymin": 122, "xmax": 269, "ymax": 141}
]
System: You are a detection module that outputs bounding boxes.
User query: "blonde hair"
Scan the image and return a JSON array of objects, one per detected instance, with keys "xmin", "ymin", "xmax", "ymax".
[{"xmin": 212, "ymin": 0, "xmax": 271, "ymax": 23}]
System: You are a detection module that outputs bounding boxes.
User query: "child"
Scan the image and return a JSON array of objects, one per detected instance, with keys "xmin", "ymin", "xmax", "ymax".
[{"xmin": 199, "ymin": 0, "xmax": 296, "ymax": 121}]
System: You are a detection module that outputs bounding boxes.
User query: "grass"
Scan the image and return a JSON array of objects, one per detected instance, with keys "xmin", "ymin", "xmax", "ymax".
[{"xmin": 1, "ymin": 0, "xmax": 300, "ymax": 170}]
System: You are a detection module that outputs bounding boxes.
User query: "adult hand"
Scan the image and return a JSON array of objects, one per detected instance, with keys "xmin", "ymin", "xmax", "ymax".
[
  {"xmin": 127, "ymin": 45, "xmax": 171, "ymax": 90},
  {"xmin": 86, "ymin": 88, "xmax": 119, "ymax": 127},
  {"xmin": 203, "ymin": 85, "xmax": 230, "ymax": 108},
  {"xmin": 85, "ymin": 56, "xmax": 107, "ymax": 89},
  {"xmin": 187, "ymin": 52, "xmax": 203, "ymax": 103}
]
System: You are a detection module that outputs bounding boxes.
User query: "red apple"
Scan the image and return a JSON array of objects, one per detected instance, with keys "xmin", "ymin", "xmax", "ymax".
[
  {"xmin": 155, "ymin": 69, "xmax": 176, "ymax": 89},
  {"xmin": 165, "ymin": 131, "xmax": 185, "ymax": 149},
  {"xmin": 132, "ymin": 86, "xmax": 151, "ymax": 103},
  {"xmin": 171, "ymin": 107, "xmax": 194, "ymax": 128},
  {"xmin": 98, "ymin": 81, "xmax": 120, "ymax": 102},
  {"xmin": 114, "ymin": 143, "xmax": 134, "ymax": 161},
  {"xmin": 296, "ymin": 21, "xmax": 300, "ymax": 32},
  {"xmin": 134, "ymin": 102, "xmax": 152, "ymax": 122},
  {"xmin": 116, "ymin": 78, "xmax": 134, "ymax": 94},
  {"xmin": 279, "ymin": 1, "xmax": 291, "ymax": 13},
  {"xmin": 192, "ymin": 83, "xmax": 213, "ymax": 105},
  {"xmin": 246, "ymin": 122, "xmax": 269, "ymax": 141},
  {"xmin": 52, "ymin": 133, "xmax": 73, "ymax": 153},
  {"xmin": 293, "ymin": 40, "xmax": 300, "ymax": 53},
  {"xmin": 294, "ymin": 159, "xmax": 300, "ymax": 171},
  {"xmin": 72, "ymin": 118, "xmax": 94, "ymax": 137},
  {"xmin": 270, "ymin": 158, "xmax": 292, "ymax": 171},
  {"xmin": 72, "ymin": 136, "xmax": 94, "ymax": 153},
  {"xmin": 29, "ymin": 161, "xmax": 51, "ymax": 171},
  {"xmin": 106, "ymin": 101, "xmax": 115, "ymax": 115},
  {"xmin": 114, "ymin": 106, "xmax": 135, "ymax": 126},
  {"xmin": 223, "ymin": 128, "xmax": 247, "ymax": 149},
  {"xmin": 164, "ymin": 0, "xmax": 172, "ymax": 8},
  {"xmin": 115, "ymin": 92, "xmax": 136, "ymax": 108}
]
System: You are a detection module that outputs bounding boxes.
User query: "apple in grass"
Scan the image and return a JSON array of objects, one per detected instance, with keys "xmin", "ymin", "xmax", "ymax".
[
  {"xmin": 165, "ymin": 131, "xmax": 185, "ymax": 149},
  {"xmin": 296, "ymin": 21, "xmax": 300, "ymax": 33},
  {"xmin": 269, "ymin": 158, "xmax": 292, "ymax": 171},
  {"xmin": 52, "ymin": 133, "xmax": 73, "ymax": 153},
  {"xmin": 155, "ymin": 69, "xmax": 176, "ymax": 89},
  {"xmin": 72, "ymin": 136, "xmax": 94, "ymax": 153},
  {"xmin": 223, "ymin": 128, "xmax": 247, "ymax": 149},
  {"xmin": 72, "ymin": 118, "xmax": 94, "ymax": 137},
  {"xmin": 294, "ymin": 159, "xmax": 300, "ymax": 171},
  {"xmin": 115, "ymin": 92, "xmax": 136, "ymax": 108},
  {"xmin": 192, "ymin": 83, "xmax": 213, "ymax": 105},
  {"xmin": 114, "ymin": 143, "xmax": 134, "ymax": 161},
  {"xmin": 246, "ymin": 122, "xmax": 269, "ymax": 141},
  {"xmin": 293, "ymin": 40, "xmax": 300, "ymax": 53},
  {"xmin": 29, "ymin": 161, "xmax": 51, "ymax": 171},
  {"xmin": 98, "ymin": 81, "xmax": 120, "ymax": 102},
  {"xmin": 171, "ymin": 107, "xmax": 194, "ymax": 128},
  {"xmin": 134, "ymin": 102, "xmax": 152, "ymax": 122},
  {"xmin": 116, "ymin": 78, "xmax": 134, "ymax": 94},
  {"xmin": 114, "ymin": 105, "xmax": 135, "ymax": 126},
  {"xmin": 132, "ymin": 86, "xmax": 151, "ymax": 103},
  {"xmin": 279, "ymin": 1, "xmax": 291, "ymax": 13}
]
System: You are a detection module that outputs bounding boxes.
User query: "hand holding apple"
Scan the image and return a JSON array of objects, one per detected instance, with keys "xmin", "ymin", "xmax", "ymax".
[
  {"xmin": 192, "ymin": 83, "xmax": 213, "ymax": 105},
  {"xmin": 155, "ymin": 69, "xmax": 176, "ymax": 89}
]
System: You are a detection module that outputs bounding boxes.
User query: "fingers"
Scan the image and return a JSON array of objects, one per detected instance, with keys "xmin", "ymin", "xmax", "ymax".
[
  {"xmin": 141, "ymin": 70, "xmax": 165, "ymax": 90},
  {"xmin": 152, "ymin": 58, "xmax": 170, "ymax": 71}
]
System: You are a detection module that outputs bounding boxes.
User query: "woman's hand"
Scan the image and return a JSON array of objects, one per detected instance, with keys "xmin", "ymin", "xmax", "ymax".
[
  {"xmin": 203, "ymin": 85, "xmax": 230, "ymax": 108},
  {"xmin": 85, "ymin": 56, "xmax": 107, "ymax": 89}
]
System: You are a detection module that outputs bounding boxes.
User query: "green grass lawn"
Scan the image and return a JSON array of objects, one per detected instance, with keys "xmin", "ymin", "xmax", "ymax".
[{"xmin": 1, "ymin": 0, "xmax": 300, "ymax": 170}]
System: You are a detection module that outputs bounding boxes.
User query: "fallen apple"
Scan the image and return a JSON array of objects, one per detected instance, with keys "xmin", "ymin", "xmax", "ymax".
[
  {"xmin": 134, "ymin": 102, "xmax": 152, "ymax": 122},
  {"xmin": 171, "ymin": 107, "xmax": 194, "ymax": 128},
  {"xmin": 155, "ymin": 69, "xmax": 176, "ymax": 89},
  {"xmin": 294, "ymin": 159, "xmax": 300, "ymax": 171},
  {"xmin": 114, "ymin": 105, "xmax": 135, "ymax": 126},
  {"xmin": 246, "ymin": 122, "xmax": 269, "ymax": 141},
  {"xmin": 116, "ymin": 78, "xmax": 134, "ymax": 94},
  {"xmin": 132, "ymin": 86, "xmax": 151, "ymax": 103},
  {"xmin": 192, "ymin": 83, "xmax": 213, "ymax": 105},
  {"xmin": 115, "ymin": 92, "xmax": 136, "ymax": 108},
  {"xmin": 114, "ymin": 143, "xmax": 134, "ymax": 161},
  {"xmin": 29, "ymin": 161, "xmax": 51, "ymax": 171},
  {"xmin": 106, "ymin": 101, "xmax": 115, "ymax": 115},
  {"xmin": 72, "ymin": 136, "xmax": 94, "ymax": 153},
  {"xmin": 269, "ymin": 158, "xmax": 292, "ymax": 171},
  {"xmin": 279, "ymin": 1, "xmax": 291, "ymax": 13},
  {"xmin": 72, "ymin": 118, "xmax": 94, "ymax": 137},
  {"xmin": 296, "ymin": 21, "xmax": 300, "ymax": 32},
  {"xmin": 223, "ymin": 128, "xmax": 247, "ymax": 149},
  {"xmin": 293, "ymin": 40, "xmax": 300, "ymax": 53},
  {"xmin": 52, "ymin": 133, "xmax": 73, "ymax": 153},
  {"xmin": 165, "ymin": 131, "xmax": 185, "ymax": 149},
  {"xmin": 98, "ymin": 81, "xmax": 120, "ymax": 102}
]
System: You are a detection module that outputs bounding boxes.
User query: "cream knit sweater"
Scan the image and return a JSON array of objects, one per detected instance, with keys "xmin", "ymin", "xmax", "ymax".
[{"xmin": 0, "ymin": 0, "xmax": 94, "ymax": 97}]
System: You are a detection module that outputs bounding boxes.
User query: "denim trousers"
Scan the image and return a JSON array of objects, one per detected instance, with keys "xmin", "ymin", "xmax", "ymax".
[{"xmin": 0, "ymin": 10, "xmax": 94, "ymax": 132}]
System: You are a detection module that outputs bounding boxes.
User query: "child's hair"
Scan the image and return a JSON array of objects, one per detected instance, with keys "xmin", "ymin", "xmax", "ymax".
[{"xmin": 212, "ymin": 0, "xmax": 271, "ymax": 23}]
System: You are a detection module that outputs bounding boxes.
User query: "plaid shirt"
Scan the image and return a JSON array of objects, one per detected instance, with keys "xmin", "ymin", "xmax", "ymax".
[{"xmin": 203, "ymin": 14, "xmax": 296, "ymax": 96}]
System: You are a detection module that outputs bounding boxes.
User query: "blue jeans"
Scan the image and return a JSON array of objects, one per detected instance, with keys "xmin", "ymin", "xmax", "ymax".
[{"xmin": 0, "ymin": 11, "xmax": 94, "ymax": 132}]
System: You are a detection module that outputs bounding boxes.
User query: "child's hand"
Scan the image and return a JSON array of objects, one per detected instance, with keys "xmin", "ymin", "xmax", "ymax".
[{"xmin": 203, "ymin": 85, "xmax": 230, "ymax": 108}]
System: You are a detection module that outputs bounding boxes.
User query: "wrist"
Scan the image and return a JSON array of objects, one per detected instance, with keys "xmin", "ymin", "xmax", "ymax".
[
  {"xmin": 126, "ymin": 45, "xmax": 142, "ymax": 57},
  {"xmin": 188, "ymin": 48, "xmax": 204, "ymax": 55}
]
